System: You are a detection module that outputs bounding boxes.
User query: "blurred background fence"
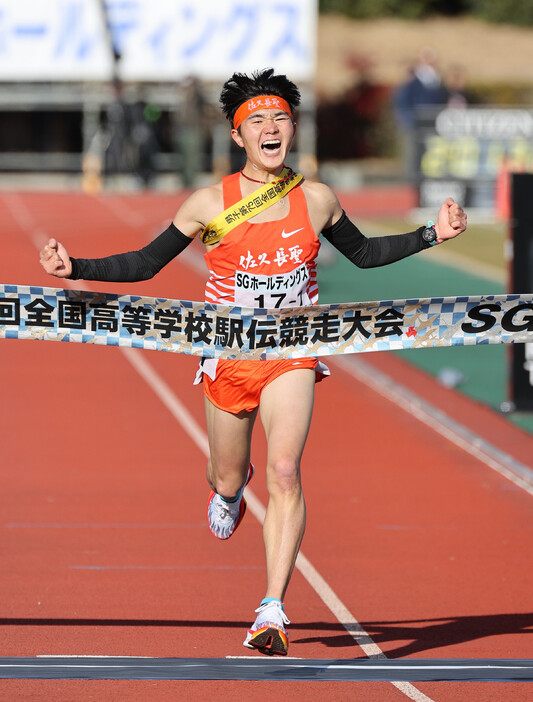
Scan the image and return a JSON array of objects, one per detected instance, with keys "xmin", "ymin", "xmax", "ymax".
[{"xmin": 1, "ymin": 0, "xmax": 533, "ymax": 206}]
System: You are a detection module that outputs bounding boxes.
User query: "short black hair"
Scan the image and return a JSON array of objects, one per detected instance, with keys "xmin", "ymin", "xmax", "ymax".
[{"xmin": 220, "ymin": 68, "xmax": 301, "ymax": 125}]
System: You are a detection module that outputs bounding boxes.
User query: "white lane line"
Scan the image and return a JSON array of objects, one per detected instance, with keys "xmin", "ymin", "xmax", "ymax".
[
  {"xmin": 11, "ymin": 192, "xmax": 435, "ymax": 702},
  {"xmin": 119, "ymin": 348, "xmax": 434, "ymax": 702},
  {"xmin": 226, "ymin": 656, "xmax": 304, "ymax": 660},
  {"xmin": 95, "ymin": 194, "xmax": 146, "ymax": 228},
  {"xmin": 122, "ymin": 348, "xmax": 209, "ymax": 455},
  {"xmin": 2, "ymin": 192, "xmax": 50, "ymax": 251},
  {"xmin": 334, "ymin": 355, "xmax": 533, "ymax": 497},
  {"xmin": 8, "ymin": 661, "xmax": 527, "ymax": 671}
]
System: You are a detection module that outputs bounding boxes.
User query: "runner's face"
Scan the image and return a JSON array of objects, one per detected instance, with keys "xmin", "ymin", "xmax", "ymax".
[{"xmin": 232, "ymin": 109, "xmax": 295, "ymax": 171}]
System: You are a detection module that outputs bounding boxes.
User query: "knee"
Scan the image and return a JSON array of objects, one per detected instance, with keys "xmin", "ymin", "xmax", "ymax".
[{"xmin": 267, "ymin": 455, "xmax": 301, "ymax": 495}]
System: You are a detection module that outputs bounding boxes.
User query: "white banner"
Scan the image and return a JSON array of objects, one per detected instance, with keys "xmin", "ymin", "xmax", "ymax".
[
  {"xmin": 0, "ymin": 0, "xmax": 112, "ymax": 80},
  {"xmin": 0, "ymin": 0, "xmax": 317, "ymax": 82},
  {"xmin": 1, "ymin": 285, "xmax": 532, "ymax": 360}
]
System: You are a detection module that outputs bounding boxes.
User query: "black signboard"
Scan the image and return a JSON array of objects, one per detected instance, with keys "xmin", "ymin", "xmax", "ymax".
[{"xmin": 509, "ymin": 172, "xmax": 533, "ymax": 411}]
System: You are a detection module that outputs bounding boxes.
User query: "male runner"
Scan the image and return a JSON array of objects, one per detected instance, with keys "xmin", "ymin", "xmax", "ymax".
[{"xmin": 40, "ymin": 68, "xmax": 467, "ymax": 656}]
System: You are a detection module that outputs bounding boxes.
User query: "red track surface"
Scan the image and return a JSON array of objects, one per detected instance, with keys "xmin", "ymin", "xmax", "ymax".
[{"xmin": 1, "ymin": 191, "xmax": 532, "ymax": 701}]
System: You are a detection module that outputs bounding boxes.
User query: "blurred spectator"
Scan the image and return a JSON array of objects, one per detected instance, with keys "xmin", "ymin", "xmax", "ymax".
[
  {"xmin": 103, "ymin": 79, "xmax": 133, "ymax": 175},
  {"xmin": 393, "ymin": 47, "xmax": 449, "ymax": 181},
  {"xmin": 316, "ymin": 51, "xmax": 389, "ymax": 162},
  {"xmin": 394, "ymin": 48, "xmax": 448, "ymax": 128},
  {"xmin": 175, "ymin": 76, "xmax": 209, "ymax": 187},
  {"xmin": 95, "ymin": 80, "xmax": 163, "ymax": 188},
  {"xmin": 130, "ymin": 97, "xmax": 161, "ymax": 188},
  {"xmin": 445, "ymin": 64, "xmax": 471, "ymax": 109}
]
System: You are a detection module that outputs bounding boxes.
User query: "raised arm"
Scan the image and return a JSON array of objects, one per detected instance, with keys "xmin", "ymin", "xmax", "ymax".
[
  {"xmin": 319, "ymin": 190, "xmax": 467, "ymax": 269},
  {"xmin": 39, "ymin": 184, "xmax": 220, "ymax": 282},
  {"xmin": 39, "ymin": 223, "xmax": 193, "ymax": 282}
]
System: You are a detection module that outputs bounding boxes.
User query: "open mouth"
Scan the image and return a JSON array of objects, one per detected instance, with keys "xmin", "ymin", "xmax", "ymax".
[{"xmin": 261, "ymin": 140, "xmax": 281, "ymax": 152}]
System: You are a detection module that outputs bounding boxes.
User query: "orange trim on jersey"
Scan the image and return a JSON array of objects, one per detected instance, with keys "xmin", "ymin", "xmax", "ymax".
[{"xmin": 233, "ymin": 96, "xmax": 293, "ymax": 130}]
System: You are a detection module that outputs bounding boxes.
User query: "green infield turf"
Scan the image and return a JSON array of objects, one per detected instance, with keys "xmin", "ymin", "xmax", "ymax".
[{"xmin": 317, "ymin": 220, "xmax": 533, "ymax": 436}]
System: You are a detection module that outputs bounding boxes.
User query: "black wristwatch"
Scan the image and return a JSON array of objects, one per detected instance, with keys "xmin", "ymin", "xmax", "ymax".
[{"xmin": 422, "ymin": 220, "xmax": 439, "ymax": 246}]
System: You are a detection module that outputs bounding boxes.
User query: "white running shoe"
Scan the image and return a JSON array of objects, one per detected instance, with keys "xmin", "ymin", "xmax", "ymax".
[
  {"xmin": 243, "ymin": 600, "xmax": 290, "ymax": 656},
  {"xmin": 207, "ymin": 463, "xmax": 254, "ymax": 540}
]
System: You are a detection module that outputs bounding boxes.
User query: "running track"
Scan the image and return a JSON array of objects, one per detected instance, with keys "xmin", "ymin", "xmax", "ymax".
[{"xmin": 1, "ymin": 190, "xmax": 532, "ymax": 701}]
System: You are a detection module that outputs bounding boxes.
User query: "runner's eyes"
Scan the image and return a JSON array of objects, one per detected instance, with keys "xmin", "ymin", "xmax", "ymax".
[{"xmin": 250, "ymin": 116, "xmax": 290, "ymax": 125}]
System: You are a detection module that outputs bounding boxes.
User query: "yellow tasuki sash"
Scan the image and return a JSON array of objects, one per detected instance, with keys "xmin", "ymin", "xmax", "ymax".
[{"xmin": 200, "ymin": 167, "xmax": 304, "ymax": 246}]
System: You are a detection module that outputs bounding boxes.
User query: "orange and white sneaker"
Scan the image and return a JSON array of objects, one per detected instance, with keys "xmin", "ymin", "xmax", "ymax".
[
  {"xmin": 243, "ymin": 600, "xmax": 290, "ymax": 656},
  {"xmin": 207, "ymin": 463, "xmax": 254, "ymax": 540}
]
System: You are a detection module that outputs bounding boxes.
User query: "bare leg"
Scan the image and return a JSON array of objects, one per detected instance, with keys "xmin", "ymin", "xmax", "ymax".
[
  {"xmin": 204, "ymin": 396, "xmax": 257, "ymax": 499},
  {"xmin": 258, "ymin": 369, "xmax": 315, "ymax": 601}
]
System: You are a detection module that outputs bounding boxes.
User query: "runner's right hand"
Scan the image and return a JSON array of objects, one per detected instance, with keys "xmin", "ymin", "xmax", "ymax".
[{"xmin": 40, "ymin": 238, "xmax": 72, "ymax": 278}]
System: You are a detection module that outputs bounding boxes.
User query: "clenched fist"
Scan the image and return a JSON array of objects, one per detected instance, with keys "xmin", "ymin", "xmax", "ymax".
[
  {"xmin": 435, "ymin": 198, "xmax": 468, "ymax": 243},
  {"xmin": 40, "ymin": 238, "xmax": 72, "ymax": 278}
]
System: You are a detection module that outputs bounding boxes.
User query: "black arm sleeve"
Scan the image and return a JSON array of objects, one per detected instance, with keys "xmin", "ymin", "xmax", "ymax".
[
  {"xmin": 69, "ymin": 222, "xmax": 193, "ymax": 281},
  {"xmin": 322, "ymin": 210, "xmax": 430, "ymax": 269}
]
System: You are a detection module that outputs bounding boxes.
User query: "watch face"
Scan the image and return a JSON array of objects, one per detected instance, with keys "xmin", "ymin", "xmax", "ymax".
[{"xmin": 422, "ymin": 226, "xmax": 436, "ymax": 243}]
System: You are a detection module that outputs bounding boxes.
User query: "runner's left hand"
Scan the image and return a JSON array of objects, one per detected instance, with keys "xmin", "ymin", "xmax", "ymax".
[{"xmin": 435, "ymin": 198, "xmax": 467, "ymax": 243}]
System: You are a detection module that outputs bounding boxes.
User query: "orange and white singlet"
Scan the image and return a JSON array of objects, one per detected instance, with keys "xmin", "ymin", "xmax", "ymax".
[
  {"xmin": 194, "ymin": 171, "xmax": 330, "ymax": 411},
  {"xmin": 204, "ymin": 171, "xmax": 320, "ymax": 308}
]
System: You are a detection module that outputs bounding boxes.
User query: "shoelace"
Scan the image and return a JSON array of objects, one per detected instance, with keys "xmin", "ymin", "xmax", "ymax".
[
  {"xmin": 214, "ymin": 496, "xmax": 240, "ymax": 521},
  {"xmin": 254, "ymin": 601, "xmax": 290, "ymax": 626}
]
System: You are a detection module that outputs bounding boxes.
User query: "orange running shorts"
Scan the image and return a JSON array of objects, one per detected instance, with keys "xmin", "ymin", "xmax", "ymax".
[{"xmin": 203, "ymin": 358, "xmax": 326, "ymax": 414}]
